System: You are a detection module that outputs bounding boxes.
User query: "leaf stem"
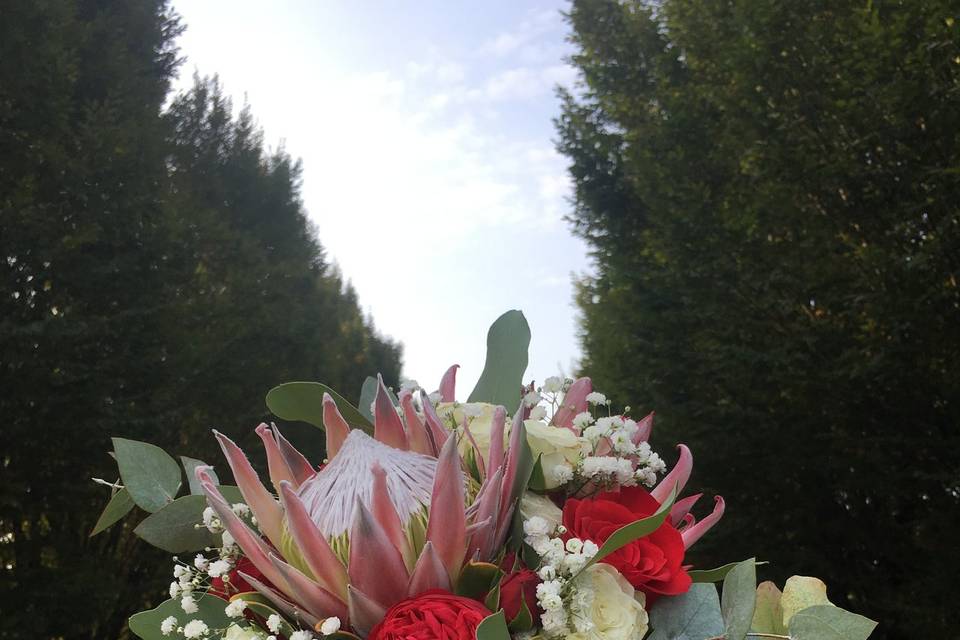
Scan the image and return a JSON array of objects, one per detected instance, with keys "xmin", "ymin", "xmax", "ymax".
[{"xmin": 746, "ymin": 634, "xmax": 791, "ymax": 639}]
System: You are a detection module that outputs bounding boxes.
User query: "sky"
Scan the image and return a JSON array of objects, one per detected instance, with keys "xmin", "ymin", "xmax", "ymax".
[{"xmin": 171, "ymin": 0, "xmax": 591, "ymax": 394}]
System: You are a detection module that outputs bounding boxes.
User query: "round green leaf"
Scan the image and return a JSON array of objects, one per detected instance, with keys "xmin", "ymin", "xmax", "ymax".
[
  {"xmin": 134, "ymin": 495, "xmax": 214, "ymax": 553},
  {"xmin": 648, "ymin": 582, "xmax": 724, "ymax": 640},
  {"xmin": 128, "ymin": 594, "xmax": 232, "ymax": 640},
  {"xmin": 112, "ymin": 438, "xmax": 182, "ymax": 513},
  {"xmin": 788, "ymin": 604, "xmax": 878, "ymax": 640}
]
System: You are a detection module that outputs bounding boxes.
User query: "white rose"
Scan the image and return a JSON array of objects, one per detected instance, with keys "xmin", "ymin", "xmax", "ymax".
[
  {"xmin": 519, "ymin": 491, "xmax": 563, "ymax": 530},
  {"xmin": 569, "ymin": 564, "xmax": 648, "ymax": 640},
  {"xmin": 524, "ymin": 420, "xmax": 589, "ymax": 489}
]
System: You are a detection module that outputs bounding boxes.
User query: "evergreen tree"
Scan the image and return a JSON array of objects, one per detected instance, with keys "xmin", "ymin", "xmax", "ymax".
[{"xmin": 559, "ymin": 2, "xmax": 960, "ymax": 638}]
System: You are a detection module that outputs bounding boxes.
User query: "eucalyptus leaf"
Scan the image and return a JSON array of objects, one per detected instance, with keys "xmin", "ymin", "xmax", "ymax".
[
  {"xmin": 752, "ymin": 581, "xmax": 786, "ymax": 635},
  {"xmin": 133, "ymin": 494, "xmax": 215, "ymax": 552},
  {"xmin": 648, "ymin": 582, "xmax": 724, "ymax": 640},
  {"xmin": 788, "ymin": 605, "xmax": 877, "ymax": 640},
  {"xmin": 689, "ymin": 561, "xmax": 741, "ymax": 583},
  {"xmin": 180, "ymin": 456, "xmax": 217, "ymax": 495},
  {"xmin": 112, "ymin": 438, "xmax": 182, "ymax": 513},
  {"xmin": 358, "ymin": 376, "xmax": 399, "ymax": 422},
  {"xmin": 780, "ymin": 575, "xmax": 832, "ymax": 625},
  {"xmin": 476, "ymin": 610, "xmax": 511, "ymax": 640},
  {"xmin": 467, "ymin": 310, "xmax": 530, "ymax": 413},
  {"xmin": 128, "ymin": 594, "xmax": 232, "ymax": 640},
  {"xmin": 89, "ymin": 487, "xmax": 135, "ymax": 536},
  {"xmin": 721, "ymin": 558, "xmax": 757, "ymax": 640},
  {"xmin": 266, "ymin": 381, "xmax": 372, "ymax": 433}
]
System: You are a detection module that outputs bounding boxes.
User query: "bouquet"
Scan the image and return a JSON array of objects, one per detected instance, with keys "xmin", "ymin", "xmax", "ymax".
[{"xmin": 93, "ymin": 311, "xmax": 877, "ymax": 640}]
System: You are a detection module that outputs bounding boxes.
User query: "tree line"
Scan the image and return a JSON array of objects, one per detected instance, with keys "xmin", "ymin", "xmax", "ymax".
[
  {"xmin": 0, "ymin": 2, "xmax": 401, "ymax": 638},
  {"xmin": 559, "ymin": 2, "xmax": 959, "ymax": 639}
]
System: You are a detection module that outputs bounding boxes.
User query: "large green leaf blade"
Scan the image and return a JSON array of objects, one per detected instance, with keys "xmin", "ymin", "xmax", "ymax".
[
  {"xmin": 112, "ymin": 438, "xmax": 182, "ymax": 513},
  {"xmin": 128, "ymin": 594, "xmax": 232, "ymax": 640},
  {"xmin": 467, "ymin": 310, "xmax": 530, "ymax": 413},
  {"xmin": 89, "ymin": 487, "xmax": 135, "ymax": 536},
  {"xmin": 475, "ymin": 610, "xmax": 511, "ymax": 640},
  {"xmin": 788, "ymin": 605, "xmax": 877, "ymax": 640},
  {"xmin": 133, "ymin": 494, "xmax": 215, "ymax": 552},
  {"xmin": 648, "ymin": 582, "xmax": 724, "ymax": 640},
  {"xmin": 266, "ymin": 381, "xmax": 372, "ymax": 433},
  {"xmin": 721, "ymin": 558, "xmax": 757, "ymax": 640}
]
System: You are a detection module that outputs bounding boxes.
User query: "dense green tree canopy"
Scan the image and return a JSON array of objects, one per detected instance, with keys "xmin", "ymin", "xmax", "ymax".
[
  {"xmin": 0, "ymin": 2, "xmax": 400, "ymax": 637},
  {"xmin": 559, "ymin": 2, "xmax": 959, "ymax": 638}
]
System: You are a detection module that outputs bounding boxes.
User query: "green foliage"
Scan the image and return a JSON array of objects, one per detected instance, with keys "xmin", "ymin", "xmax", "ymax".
[
  {"xmin": 475, "ymin": 610, "xmax": 511, "ymax": 640},
  {"xmin": 583, "ymin": 486, "xmax": 675, "ymax": 571},
  {"xmin": 0, "ymin": 2, "xmax": 401, "ymax": 637},
  {"xmin": 90, "ymin": 488, "xmax": 136, "ymax": 537},
  {"xmin": 266, "ymin": 381, "xmax": 374, "ymax": 433},
  {"xmin": 560, "ymin": 1, "xmax": 960, "ymax": 637},
  {"xmin": 113, "ymin": 438, "xmax": 182, "ymax": 513},
  {"xmin": 467, "ymin": 310, "xmax": 531, "ymax": 412},
  {"xmin": 133, "ymin": 495, "xmax": 216, "ymax": 553},
  {"xmin": 720, "ymin": 559, "xmax": 757, "ymax": 640},
  {"xmin": 648, "ymin": 583, "xmax": 724, "ymax": 640},
  {"xmin": 789, "ymin": 605, "xmax": 878, "ymax": 640},
  {"xmin": 128, "ymin": 595, "xmax": 232, "ymax": 640}
]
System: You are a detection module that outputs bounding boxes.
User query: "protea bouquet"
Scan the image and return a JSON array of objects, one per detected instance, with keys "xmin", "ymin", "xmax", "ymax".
[{"xmin": 94, "ymin": 311, "xmax": 877, "ymax": 640}]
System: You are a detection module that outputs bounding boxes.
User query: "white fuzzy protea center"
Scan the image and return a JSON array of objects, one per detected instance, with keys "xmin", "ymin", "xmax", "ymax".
[{"xmin": 296, "ymin": 429, "xmax": 437, "ymax": 537}]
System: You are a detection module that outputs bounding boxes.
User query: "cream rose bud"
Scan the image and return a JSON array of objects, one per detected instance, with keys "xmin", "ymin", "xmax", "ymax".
[
  {"xmin": 436, "ymin": 402, "xmax": 506, "ymax": 463},
  {"xmin": 520, "ymin": 491, "xmax": 563, "ymax": 530},
  {"xmin": 524, "ymin": 419, "xmax": 589, "ymax": 489},
  {"xmin": 569, "ymin": 564, "xmax": 649, "ymax": 640}
]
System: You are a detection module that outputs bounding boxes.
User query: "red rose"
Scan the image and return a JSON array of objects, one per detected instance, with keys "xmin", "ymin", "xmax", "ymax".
[
  {"xmin": 368, "ymin": 590, "xmax": 492, "ymax": 640},
  {"xmin": 562, "ymin": 486, "xmax": 691, "ymax": 599},
  {"xmin": 208, "ymin": 556, "xmax": 267, "ymax": 600},
  {"xmin": 498, "ymin": 567, "xmax": 541, "ymax": 625}
]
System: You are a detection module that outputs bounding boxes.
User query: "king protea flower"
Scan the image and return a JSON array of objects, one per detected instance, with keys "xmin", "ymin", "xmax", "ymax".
[{"xmin": 196, "ymin": 374, "xmax": 526, "ymax": 636}]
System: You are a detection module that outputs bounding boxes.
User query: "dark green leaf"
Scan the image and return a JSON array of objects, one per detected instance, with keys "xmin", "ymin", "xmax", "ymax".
[
  {"xmin": 507, "ymin": 590, "xmax": 534, "ymax": 632},
  {"xmin": 526, "ymin": 455, "xmax": 548, "ymax": 492},
  {"xmin": 180, "ymin": 456, "xmax": 217, "ymax": 495},
  {"xmin": 128, "ymin": 594, "xmax": 232, "ymax": 640},
  {"xmin": 689, "ymin": 561, "xmax": 741, "ymax": 583},
  {"xmin": 133, "ymin": 494, "xmax": 214, "ymax": 553},
  {"xmin": 788, "ymin": 605, "xmax": 877, "ymax": 640},
  {"xmin": 721, "ymin": 558, "xmax": 757, "ymax": 640},
  {"xmin": 112, "ymin": 438, "xmax": 182, "ymax": 513},
  {"xmin": 476, "ymin": 610, "xmax": 511, "ymax": 640},
  {"xmin": 467, "ymin": 310, "xmax": 530, "ymax": 412},
  {"xmin": 648, "ymin": 583, "xmax": 724, "ymax": 640},
  {"xmin": 266, "ymin": 381, "xmax": 373, "ymax": 433},
  {"xmin": 89, "ymin": 488, "xmax": 135, "ymax": 536},
  {"xmin": 456, "ymin": 561, "xmax": 501, "ymax": 601},
  {"xmin": 484, "ymin": 581, "xmax": 501, "ymax": 612}
]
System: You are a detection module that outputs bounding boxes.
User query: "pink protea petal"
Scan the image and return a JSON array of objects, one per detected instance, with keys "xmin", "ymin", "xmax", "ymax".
[
  {"xmin": 438, "ymin": 364, "xmax": 459, "ymax": 402},
  {"xmin": 652, "ymin": 444, "xmax": 693, "ymax": 504},
  {"xmin": 406, "ymin": 541, "xmax": 451, "ymax": 597},
  {"xmin": 487, "ymin": 406, "xmax": 507, "ymax": 478},
  {"xmin": 374, "ymin": 374, "xmax": 408, "ymax": 450},
  {"xmin": 682, "ymin": 495, "xmax": 725, "ymax": 549},
  {"xmin": 371, "ymin": 464, "xmax": 414, "ymax": 570},
  {"xmin": 322, "ymin": 392, "xmax": 350, "ymax": 459},
  {"xmin": 670, "ymin": 493, "xmax": 702, "ymax": 527},
  {"xmin": 467, "ymin": 467, "xmax": 502, "ymax": 560},
  {"xmin": 241, "ymin": 571, "xmax": 322, "ymax": 629},
  {"xmin": 348, "ymin": 585, "xmax": 387, "ymax": 637},
  {"xmin": 348, "ymin": 499, "xmax": 410, "ymax": 608},
  {"xmin": 268, "ymin": 553, "xmax": 349, "ymax": 622},
  {"xmin": 496, "ymin": 409, "xmax": 526, "ymax": 534},
  {"xmin": 419, "ymin": 390, "xmax": 450, "ymax": 454},
  {"xmin": 278, "ymin": 481, "xmax": 348, "ymax": 600},
  {"xmin": 213, "ymin": 430, "xmax": 284, "ymax": 547},
  {"xmin": 633, "ymin": 412, "xmax": 654, "ymax": 444},
  {"xmin": 196, "ymin": 467, "xmax": 290, "ymax": 595},
  {"xmin": 425, "ymin": 435, "xmax": 467, "ymax": 581},
  {"xmin": 274, "ymin": 424, "xmax": 316, "ymax": 485},
  {"xmin": 551, "ymin": 377, "xmax": 592, "ymax": 430},
  {"xmin": 256, "ymin": 423, "xmax": 297, "ymax": 490},
  {"xmin": 399, "ymin": 390, "xmax": 432, "ymax": 455}
]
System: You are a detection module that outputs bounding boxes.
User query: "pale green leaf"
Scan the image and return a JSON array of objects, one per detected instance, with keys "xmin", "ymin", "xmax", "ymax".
[
  {"xmin": 788, "ymin": 604, "xmax": 877, "ymax": 640},
  {"xmin": 781, "ymin": 575, "xmax": 832, "ymax": 626},
  {"xmin": 134, "ymin": 494, "xmax": 215, "ymax": 552},
  {"xmin": 721, "ymin": 558, "xmax": 757, "ymax": 640},
  {"xmin": 467, "ymin": 310, "xmax": 530, "ymax": 413},
  {"xmin": 180, "ymin": 456, "xmax": 217, "ymax": 495},
  {"xmin": 89, "ymin": 487, "xmax": 135, "ymax": 536},
  {"xmin": 751, "ymin": 581, "xmax": 786, "ymax": 635},
  {"xmin": 648, "ymin": 583, "xmax": 724, "ymax": 640},
  {"xmin": 128, "ymin": 595, "xmax": 232, "ymax": 640},
  {"xmin": 358, "ymin": 376, "xmax": 399, "ymax": 422},
  {"xmin": 112, "ymin": 438, "xmax": 182, "ymax": 513}
]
